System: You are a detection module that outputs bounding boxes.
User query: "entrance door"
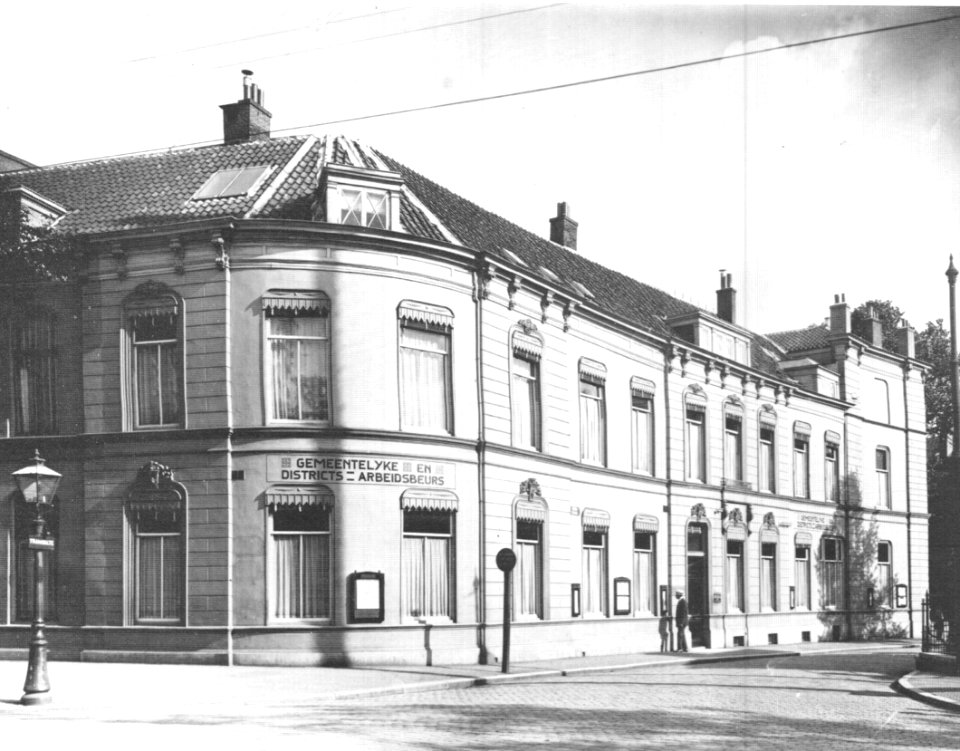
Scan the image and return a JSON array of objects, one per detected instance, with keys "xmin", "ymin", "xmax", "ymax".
[{"xmin": 686, "ymin": 522, "xmax": 709, "ymax": 647}]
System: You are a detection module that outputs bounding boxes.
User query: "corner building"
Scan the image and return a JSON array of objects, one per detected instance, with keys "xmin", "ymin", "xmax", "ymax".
[{"xmin": 0, "ymin": 80, "xmax": 928, "ymax": 665}]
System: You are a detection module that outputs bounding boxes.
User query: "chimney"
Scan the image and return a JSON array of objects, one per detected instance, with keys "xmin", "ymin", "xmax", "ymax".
[
  {"xmin": 829, "ymin": 294, "xmax": 850, "ymax": 334},
  {"xmin": 549, "ymin": 202, "xmax": 578, "ymax": 250},
  {"xmin": 220, "ymin": 70, "xmax": 272, "ymax": 145},
  {"xmin": 716, "ymin": 271, "xmax": 736, "ymax": 324},
  {"xmin": 894, "ymin": 320, "xmax": 916, "ymax": 359},
  {"xmin": 863, "ymin": 305, "xmax": 883, "ymax": 348}
]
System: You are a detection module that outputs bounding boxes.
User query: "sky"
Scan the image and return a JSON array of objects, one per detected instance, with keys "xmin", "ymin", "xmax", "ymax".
[{"xmin": 4, "ymin": 2, "xmax": 960, "ymax": 336}]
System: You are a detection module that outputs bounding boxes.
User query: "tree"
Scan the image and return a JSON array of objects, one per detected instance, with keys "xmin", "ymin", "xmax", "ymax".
[
  {"xmin": 851, "ymin": 299, "xmax": 904, "ymax": 352},
  {"xmin": 0, "ymin": 203, "xmax": 77, "ymax": 283}
]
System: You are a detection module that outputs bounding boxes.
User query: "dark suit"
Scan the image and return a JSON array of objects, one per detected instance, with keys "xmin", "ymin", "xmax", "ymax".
[{"xmin": 675, "ymin": 596, "xmax": 689, "ymax": 652}]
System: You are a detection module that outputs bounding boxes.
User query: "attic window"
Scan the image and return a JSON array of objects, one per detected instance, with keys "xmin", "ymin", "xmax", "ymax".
[
  {"xmin": 338, "ymin": 188, "xmax": 388, "ymax": 229},
  {"xmin": 192, "ymin": 166, "xmax": 272, "ymax": 199}
]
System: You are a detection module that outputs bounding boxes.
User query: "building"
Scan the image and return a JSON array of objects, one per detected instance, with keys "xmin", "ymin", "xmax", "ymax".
[{"xmin": 0, "ymin": 77, "xmax": 928, "ymax": 666}]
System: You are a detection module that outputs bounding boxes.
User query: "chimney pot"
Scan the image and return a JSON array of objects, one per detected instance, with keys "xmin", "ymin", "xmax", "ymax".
[
  {"xmin": 221, "ymin": 70, "xmax": 272, "ymax": 145},
  {"xmin": 716, "ymin": 273, "xmax": 736, "ymax": 323},
  {"xmin": 895, "ymin": 321, "xmax": 916, "ymax": 359},
  {"xmin": 830, "ymin": 294, "xmax": 850, "ymax": 335},
  {"xmin": 549, "ymin": 201, "xmax": 578, "ymax": 250}
]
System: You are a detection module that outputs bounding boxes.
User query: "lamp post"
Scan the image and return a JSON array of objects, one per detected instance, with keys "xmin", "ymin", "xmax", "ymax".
[{"xmin": 11, "ymin": 449, "xmax": 61, "ymax": 706}]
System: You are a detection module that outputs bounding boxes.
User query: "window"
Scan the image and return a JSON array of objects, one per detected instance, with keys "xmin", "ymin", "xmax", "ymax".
[
  {"xmin": 14, "ymin": 499, "xmax": 58, "ymax": 623},
  {"xmin": 821, "ymin": 537, "xmax": 844, "ymax": 609},
  {"xmin": 726, "ymin": 540, "xmax": 744, "ymax": 613},
  {"xmin": 825, "ymin": 440, "xmax": 840, "ymax": 502},
  {"xmin": 516, "ymin": 520, "xmax": 543, "ymax": 618},
  {"xmin": 795, "ymin": 544, "xmax": 811, "ymax": 610},
  {"xmin": 723, "ymin": 407, "xmax": 743, "ymax": 482},
  {"xmin": 399, "ymin": 302, "xmax": 453, "ymax": 433},
  {"xmin": 578, "ymin": 359, "xmax": 607, "ymax": 465},
  {"xmin": 192, "ymin": 165, "xmax": 272, "ymax": 199},
  {"xmin": 631, "ymin": 378, "xmax": 655, "ymax": 475},
  {"xmin": 402, "ymin": 509, "xmax": 454, "ymax": 621},
  {"xmin": 125, "ymin": 284, "xmax": 183, "ymax": 430},
  {"xmin": 265, "ymin": 292, "xmax": 331, "ymax": 423},
  {"xmin": 685, "ymin": 403, "xmax": 706, "ymax": 482},
  {"xmin": 339, "ymin": 188, "xmax": 389, "ymax": 229},
  {"xmin": 633, "ymin": 530, "xmax": 656, "ymax": 614},
  {"xmin": 510, "ymin": 330, "xmax": 542, "ymax": 450},
  {"xmin": 271, "ymin": 505, "xmax": 331, "ymax": 620},
  {"xmin": 876, "ymin": 447, "xmax": 891, "ymax": 509},
  {"xmin": 13, "ymin": 311, "xmax": 57, "ymax": 435},
  {"xmin": 760, "ymin": 542, "xmax": 777, "ymax": 611},
  {"xmin": 133, "ymin": 510, "xmax": 183, "ymax": 622},
  {"xmin": 582, "ymin": 511, "xmax": 609, "ymax": 616},
  {"xmin": 793, "ymin": 424, "xmax": 810, "ymax": 498},
  {"xmin": 759, "ymin": 410, "xmax": 776, "ymax": 493},
  {"xmin": 877, "ymin": 541, "xmax": 892, "ymax": 606}
]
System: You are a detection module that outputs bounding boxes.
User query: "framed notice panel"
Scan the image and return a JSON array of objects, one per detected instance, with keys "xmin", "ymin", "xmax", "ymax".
[
  {"xmin": 348, "ymin": 571, "xmax": 385, "ymax": 623},
  {"xmin": 613, "ymin": 577, "xmax": 631, "ymax": 615}
]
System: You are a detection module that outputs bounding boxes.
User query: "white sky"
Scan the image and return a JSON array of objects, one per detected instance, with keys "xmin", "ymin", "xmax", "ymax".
[{"xmin": 4, "ymin": 2, "xmax": 960, "ymax": 335}]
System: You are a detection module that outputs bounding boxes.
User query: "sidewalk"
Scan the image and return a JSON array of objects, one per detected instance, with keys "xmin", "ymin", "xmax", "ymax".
[{"xmin": 0, "ymin": 639, "xmax": 923, "ymax": 716}]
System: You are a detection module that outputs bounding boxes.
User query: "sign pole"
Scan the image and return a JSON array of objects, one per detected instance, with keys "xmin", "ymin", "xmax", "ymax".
[{"xmin": 495, "ymin": 548, "xmax": 517, "ymax": 674}]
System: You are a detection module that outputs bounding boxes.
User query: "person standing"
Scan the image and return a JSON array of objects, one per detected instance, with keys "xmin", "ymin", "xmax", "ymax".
[{"xmin": 674, "ymin": 590, "xmax": 689, "ymax": 652}]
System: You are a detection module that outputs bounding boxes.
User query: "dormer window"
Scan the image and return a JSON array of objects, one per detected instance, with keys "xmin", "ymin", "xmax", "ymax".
[{"xmin": 319, "ymin": 163, "xmax": 403, "ymax": 231}]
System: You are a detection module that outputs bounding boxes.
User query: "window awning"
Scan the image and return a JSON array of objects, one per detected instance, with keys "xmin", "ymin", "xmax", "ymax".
[
  {"xmin": 724, "ymin": 400, "xmax": 744, "ymax": 417},
  {"xmin": 726, "ymin": 523, "xmax": 747, "ymax": 542},
  {"xmin": 825, "ymin": 430, "xmax": 842, "ymax": 445},
  {"xmin": 512, "ymin": 331, "xmax": 543, "ymax": 360},
  {"xmin": 266, "ymin": 486, "xmax": 335, "ymax": 509},
  {"xmin": 795, "ymin": 531, "xmax": 813, "ymax": 546},
  {"xmin": 759, "ymin": 408, "xmax": 777, "ymax": 426},
  {"xmin": 126, "ymin": 296, "xmax": 179, "ymax": 321},
  {"xmin": 794, "ymin": 421, "xmax": 812, "ymax": 437},
  {"xmin": 515, "ymin": 498, "xmax": 547, "ymax": 523},
  {"xmin": 579, "ymin": 358, "xmax": 607, "ymax": 385},
  {"xmin": 582, "ymin": 508, "xmax": 610, "ymax": 531},
  {"xmin": 633, "ymin": 514, "xmax": 659, "ymax": 533},
  {"xmin": 685, "ymin": 390, "xmax": 707, "ymax": 412},
  {"xmin": 400, "ymin": 489, "xmax": 459, "ymax": 512},
  {"xmin": 398, "ymin": 301, "xmax": 454, "ymax": 329},
  {"xmin": 262, "ymin": 291, "xmax": 330, "ymax": 316},
  {"xmin": 760, "ymin": 527, "xmax": 779, "ymax": 543},
  {"xmin": 630, "ymin": 377, "xmax": 656, "ymax": 399}
]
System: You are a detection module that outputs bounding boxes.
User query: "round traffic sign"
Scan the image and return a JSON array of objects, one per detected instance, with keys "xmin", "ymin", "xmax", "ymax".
[{"xmin": 496, "ymin": 547, "xmax": 517, "ymax": 572}]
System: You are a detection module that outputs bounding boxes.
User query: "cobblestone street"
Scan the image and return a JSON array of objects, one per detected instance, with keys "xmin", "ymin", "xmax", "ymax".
[{"xmin": 0, "ymin": 650, "xmax": 956, "ymax": 749}]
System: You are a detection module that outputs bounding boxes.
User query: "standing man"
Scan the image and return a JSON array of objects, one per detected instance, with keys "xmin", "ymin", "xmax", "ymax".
[{"xmin": 674, "ymin": 590, "xmax": 689, "ymax": 652}]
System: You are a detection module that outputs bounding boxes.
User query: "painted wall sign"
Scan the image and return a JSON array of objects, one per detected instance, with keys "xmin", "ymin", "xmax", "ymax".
[
  {"xmin": 796, "ymin": 513, "xmax": 833, "ymax": 531},
  {"xmin": 268, "ymin": 455, "xmax": 455, "ymax": 487}
]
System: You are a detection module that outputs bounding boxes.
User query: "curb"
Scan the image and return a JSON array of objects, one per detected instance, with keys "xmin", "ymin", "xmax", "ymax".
[{"xmin": 894, "ymin": 670, "xmax": 960, "ymax": 713}]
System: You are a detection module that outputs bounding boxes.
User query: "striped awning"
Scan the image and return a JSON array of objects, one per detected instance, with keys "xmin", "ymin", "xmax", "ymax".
[
  {"xmin": 582, "ymin": 508, "xmax": 610, "ymax": 531},
  {"xmin": 126, "ymin": 296, "xmax": 178, "ymax": 320},
  {"xmin": 794, "ymin": 421, "xmax": 812, "ymax": 437},
  {"xmin": 398, "ymin": 301, "xmax": 454, "ymax": 329},
  {"xmin": 760, "ymin": 527, "xmax": 779, "ymax": 543},
  {"xmin": 630, "ymin": 377, "xmax": 656, "ymax": 399},
  {"xmin": 515, "ymin": 498, "xmax": 547, "ymax": 523},
  {"xmin": 795, "ymin": 531, "xmax": 813, "ymax": 546},
  {"xmin": 726, "ymin": 523, "xmax": 747, "ymax": 542},
  {"xmin": 400, "ymin": 489, "xmax": 459, "ymax": 512},
  {"xmin": 724, "ymin": 400, "xmax": 744, "ymax": 417},
  {"xmin": 579, "ymin": 358, "xmax": 607, "ymax": 385},
  {"xmin": 685, "ymin": 390, "xmax": 707, "ymax": 412},
  {"xmin": 759, "ymin": 408, "xmax": 777, "ymax": 426},
  {"xmin": 266, "ymin": 486, "xmax": 335, "ymax": 508},
  {"xmin": 633, "ymin": 514, "xmax": 659, "ymax": 533},
  {"xmin": 262, "ymin": 291, "xmax": 330, "ymax": 315},
  {"xmin": 512, "ymin": 331, "xmax": 543, "ymax": 360},
  {"xmin": 825, "ymin": 430, "xmax": 842, "ymax": 445}
]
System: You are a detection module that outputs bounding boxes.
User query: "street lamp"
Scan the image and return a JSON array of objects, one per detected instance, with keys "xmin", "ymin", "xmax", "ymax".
[{"xmin": 11, "ymin": 449, "xmax": 61, "ymax": 706}]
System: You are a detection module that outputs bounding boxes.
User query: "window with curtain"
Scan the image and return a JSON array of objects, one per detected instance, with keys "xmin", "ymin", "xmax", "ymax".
[
  {"xmin": 15, "ymin": 499, "xmax": 58, "ymax": 623},
  {"xmin": 134, "ymin": 510, "xmax": 183, "ymax": 623},
  {"xmin": 579, "ymin": 377, "xmax": 606, "ymax": 465},
  {"xmin": 793, "ymin": 435, "xmax": 810, "ymax": 498},
  {"xmin": 825, "ymin": 442, "xmax": 840, "ymax": 501},
  {"xmin": 877, "ymin": 541, "xmax": 892, "ymax": 606},
  {"xmin": 726, "ymin": 540, "xmax": 744, "ymax": 612},
  {"xmin": 820, "ymin": 537, "xmax": 844, "ymax": 609},
  {"xmin": 511, "ymin": 353, "xmax": 541, "ymax": 450},
  {"xmin": 516, "ymin": 520, "xmax": 542, "ymax": 619},
  {"xmin": 400, "ymin": 323, "xmax": 452, "ymax": 433},
  {"xmin": 133, "ymin": 313, "xmax": 182, "ymax": 428},
  {"xmin": 632, "ymin": 394, "xmax": 654, "ymax": 475},
  {"xmin": 759, "ymin": 420, "xmax": 776, "ymax": 493},
  {"xmin": 14, "ymin": 312, "xmax": 57, "ymax": 435},
  {"xmin": 876, "ymin": 447, "xmax": 891, "ymax": 509},
  {"xmin": 633, "ymin": 531, "xmax": 656, "ymax": 614},
  {"xmin": 760, "ymin": 542, "xmax": 777, "ymax": 611},
  {"xmin": 582, "ymin": 528, "xmax": 608, "ymax": 616},
  {"xmin": 267, "ymin": 309, "xmax": 330, "ymax": 422},
  {"xmin": 402, "ymin": 509, "xmax": 453, "ymax": 621},
  {"xmin": 271, "ymin": 505, "xmax": 331, "ymax": 620},
  {"xmin": 795, "ymin": 545, "xmax": 811, "ymax": 609},
  {"xmin": 724, "ymin": 413, "xmax": 743, "ymax": 481},
  {"xmin": 685, "ymin": 408, "xmax": 706, "ymax": 482}
]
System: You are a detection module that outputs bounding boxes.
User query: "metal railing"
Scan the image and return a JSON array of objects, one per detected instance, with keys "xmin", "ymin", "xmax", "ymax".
[{"xmin": 922, "ymin": 595, "xmax": 955, "ymax": 656}]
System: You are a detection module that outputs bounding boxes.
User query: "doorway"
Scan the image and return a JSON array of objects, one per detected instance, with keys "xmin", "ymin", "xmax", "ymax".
[{"xmin": 686, "ymin": 522, "xmax": 709, "ymax": 647}]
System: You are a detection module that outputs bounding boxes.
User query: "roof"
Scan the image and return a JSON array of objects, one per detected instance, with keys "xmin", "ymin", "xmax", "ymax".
[{"xmin": 766, "ymin": 324, "xmax": 831, "ymax": 353}]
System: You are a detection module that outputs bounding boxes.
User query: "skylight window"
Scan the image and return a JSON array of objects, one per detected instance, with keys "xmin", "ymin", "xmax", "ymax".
[{"xmin": 192, "ymin": 166, "xmax": 272, "ymax": 199}]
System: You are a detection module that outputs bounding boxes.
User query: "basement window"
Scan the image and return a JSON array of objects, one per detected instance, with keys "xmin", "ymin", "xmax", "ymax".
[{"xmin": 192, "ymin": 165, "xmax": 272, "ymax": 199}]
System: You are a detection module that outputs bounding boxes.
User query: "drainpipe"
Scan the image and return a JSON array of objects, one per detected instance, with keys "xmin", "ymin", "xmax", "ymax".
[
  {"xmin": 843, "ymin": 414, "xmax": 852, "ymax": 641},
  {"xmin": 902, "ymin": 362, "xmax": 914, "ymax": 638},
  {"xmin": 221, "ymin": 229, "xmax": 235, "ymax": 667},
  {"xmin": 474, "ymin": 261, "xmax": 488, "ymax": 663},
  {"xmin": 662, "ymin": 340, "xmax": 674, "ymax": 652}
]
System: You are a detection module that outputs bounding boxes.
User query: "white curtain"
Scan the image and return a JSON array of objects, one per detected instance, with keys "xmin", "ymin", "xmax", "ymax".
[
  {"xmin": 760, "ymin": 432, "xmax": 774, "ymax": 492},
  {"xmin": 634, "ymin": 549, "xmax": 653, "ymax": 613},
  {"xmin": 160, "ymin": 343, "xmax": 180, "ymax": 423},
  {"xmin": 823, "ymin": 560, "xmax": 843, "ymax": 608},
  {"xmin": 633, "ymin": 405, "xmax": 652, "ymax": 474},
  {"xmin": 400, "ymin": 328, "xmax": 449, "ymax": 431},
  {"xmin": 402, "ymin": 535, "xmax": 450, "ymax": 619},
  {"xmin": 137, "ymin": 345, "xmax": 161, "ymax": 425},
  {"xmin": 137, "ymin": 536, "xmax": 173, "ymax": 619},
  {"xmin": 761, "ymin": 551, "xmax": 776, "ymax": 610},
  {"xmin": 795, "ymin": 550, "xmax": 810, "ymax": 609},
  {"xmin": 274, "ymin": 536, "xmax": 299, "ymax": 618},
  {"xmin": 517, "ymin": 540, "xmax": 541, "ymax": 617},
  {"xmin": 270, "ymin": 315, "xmax": 328, "ymax": 421},
  {"xmin": 726, "ymin": 546, "xmax": 743, "ymax": 612},
  {"xmin": 511, "ymin": 358, "xmax": 539, "ymax": 448},
  {"xmin": 579, "ymin": 384, "xmax": 605, "ymax": 463},
  {"xmin": 793, "ymin": 443, "xmax": 809, "ymax": 497},
  {"xmin": 17, "ymin": 318, "xmax": 56, "ymax": 434},
  {"xmin": 302, "ymin": 535, "xmax": 330, "ymax": 618},
  {"xmin": 687, "ymin": 414, "xmax": 703, "ymax": 480},
  {"xmin": 273, "ymin": 533, "xmax": 330, "ymax": 618},
  {"xmin": 724, "ymin": 420, "xmax": 741, "ymax": 480},
  {"xmin": 826, "ymin": 455, "xmax": 839, "ymax": 500},
  {"xmin": 582, "ymin": 544, "xmax": 606, "ymax": 615}
]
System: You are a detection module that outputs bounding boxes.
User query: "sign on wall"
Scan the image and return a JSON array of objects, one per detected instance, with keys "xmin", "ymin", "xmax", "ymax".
[{"xmin": 267, "ymin": 455, "xmax": 456, "ymax": 487}]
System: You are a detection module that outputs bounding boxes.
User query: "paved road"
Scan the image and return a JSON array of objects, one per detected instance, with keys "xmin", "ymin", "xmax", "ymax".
[{"xmin": 0, "ymin": 650, "xmax": 957, "ymax": 749}]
